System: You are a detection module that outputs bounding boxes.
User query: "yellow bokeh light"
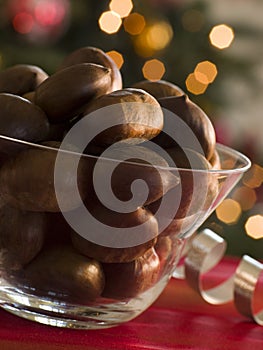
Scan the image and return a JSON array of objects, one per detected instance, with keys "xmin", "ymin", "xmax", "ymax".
[
  {"xmin": 182, "ymin": 9, "xmax": 204, "ymax": 32},
  {"xmin": 209, "ymin": 24, "xmax": 234, "ymax": 49},
  {"xmin": 134, "ymin": 34, "xmax": 155, "ymax": 57},
  {"xmin": 109, "ymin": 0, "xmax": 133, "ymax": 18},
  {"xmin": 245, "ymin": 215, "xmax": 263, "ymax": 239},
  {"xmin": 185, "ymin": 73, "xmax": 208, "ymax": 95},
  {"xmin": 124, "ymin": 12, "xmax": 146, "ymax": 35},
  {"xmin": 106, "ymin": 50, "xmax": 124, "ymax": 69},
  {"xmin": 98, "ymin": 11, "xmax": 122, "ymax": 34},
  {"xmin": 194, "ymin": 61, "xmax": 218, "ymax": 84},
  {"xmin": 216, "ymin": 198, "xmax": 242, "ymax": 224},
  {"xmin": 142, "ymin": 59, "xmax": 166, "ymax": 81},
  {"xmin": 146, "ymin": 22, "xmax": 173, "ymax": 51},
  {"xmin": 232, "ymin": 186, "xmax": 257, "ymax": 211},
  {"xmin": 243, "ymin": 164, "xmax": 263, "ymax": 189}
]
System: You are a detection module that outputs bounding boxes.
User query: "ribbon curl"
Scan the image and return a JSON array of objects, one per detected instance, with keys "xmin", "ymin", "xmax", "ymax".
[{"xmin": 173, "ymin": 229, "xmax": 263, "ymax": 325}]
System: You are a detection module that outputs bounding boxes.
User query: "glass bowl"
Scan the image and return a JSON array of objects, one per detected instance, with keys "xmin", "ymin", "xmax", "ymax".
[{"xmin": 0, "ymin": 134, "xmax": 251, "ymax": 329}]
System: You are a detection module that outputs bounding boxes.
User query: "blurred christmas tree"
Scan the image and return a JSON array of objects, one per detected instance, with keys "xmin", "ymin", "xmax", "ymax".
[
  {"xmin": 0, "ymin": 0, "xmax": 260, "ymax": 111},
  {"xmin": 0, "ymin": 0, "xmax": 262, "ymax": 257}
]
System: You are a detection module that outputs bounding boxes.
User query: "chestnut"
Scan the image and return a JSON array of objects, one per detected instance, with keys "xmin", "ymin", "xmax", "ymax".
[
  {"xmin": 0, "ymin": 93, "xmax": 50, "ymax": 144},
  {"xmin": 209, "ymin": 149, "xmax": 221, "ymax": 170},
  {"xmin": 71, "ymin": 201, "xmax": 158, "ymax": 263},
  {"xmin": 0, "ymin": 64, "xmax": 48, "ymax": 96},
  {"xmin": 102, "ymin": 248, "xmax": 160, "ymax": 299},
  {"xmin": 154, "ymin": 235, "xmax": 184, "ymax": 273},
  {"xmin": 93, "ymin": 144, "xmax": 179, "ymax": 206},
  {"xmin": 35, "ymin": 63, "xmax": 112, "ymax": 123},
  {"xmin": 0, "ymin": 248, "xmax": 22, "ymax": 274},
  {"xmin": 43, "ymin": 118, "xmax": 69, "ymax": 141},
  {"xmin": 154, "ymin": 236, "xmax": 173, "ymax": 264},
  {"xmin": 82, "ymin": 88, "xmax": 163, "ymax": 146},
  {"xmin": 25, "ymin": 246, "xmax": 105, "ymax": 302},
  {"xmin": 156, "ymin": 95, "xmax": 216, "ymax": 160},
  {"xmin": 132, "ymin": 80, "xmax": 185, "ymax": 99},
  {"xmin": 0, "ymin": 146, "xmax": 93, "ymax": 212},
  {"xmin": 58, "ymin": 46, "xmax": 122, "ymax": 92},
  {"xmin": 0, "ymin": 205, "xmax": 46, "ymax": 266},
  {"xmin": 147, "ymin": 147, "xmax": 215, "ymax": 219},
  {"xmin": 202, "ymin": 172, "xmax": 219, "ymax": 212},
  {"xmin": 22, "ymin": 91, "xmax": 35, "ymax": 103}
]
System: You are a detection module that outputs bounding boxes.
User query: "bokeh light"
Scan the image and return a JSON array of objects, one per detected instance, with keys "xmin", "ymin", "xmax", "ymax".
[
  {"xmin": 106, "ymin": 50, "xmax": 124, "ymax": 69},
  {"xmin": 142, "ymin": 59, "xmax": 166, "ymax": 81},
  {"xmin": 109, "ymin": 0, "xmax": 133, "ymax": 19},
  {"xmin": 182, "ymin": 9, "xmax": 204, "ymax": 32},
  {"xmin": 245, "ymin": 215, "xmax": 263, "ymax": 239},
  {"xmin": 216, "ymin": 198, "xmax": 242, "ymax": 224},
  {"xmin": 98, "ymin": 11, "xmax": 122, "ymax": 34},
  {"xmin": 232, "ymin": 186, "xmax": 257, "ymax": 211},
  {"xmin": 10, "ymin": 0, "xmax": 70, "ymax": 42},
  {"xmin": 124, "ymin": 12, "xmax": 146, "ymax": 35},
  {"xmin": 185, "ymin": 73, "xmax": 208, "ymax": 95},
  {"xmin": 12, "ymin": 12, "xmax": 34, "ymax": 34},
  {"xmin": 146, "ymin": 22, "xmax": 173, "ymax": 51},
  {"xmin": 134, "ymin": 33, "xmax": 154, "ymax": 57},
  {"xmin": 34, "ymin": 0, "xmax": 67, "ymax": 27},
  {"xmin": 243, "ymin": 164, "xmax": 263, "ymax": 189},
  {"xmin": 194, "ymin": 60, "xmax": 218, "ymax": 84},
  {"xmin": 209, "ymin": 24, "xmax": 234, "ymax": 49}
]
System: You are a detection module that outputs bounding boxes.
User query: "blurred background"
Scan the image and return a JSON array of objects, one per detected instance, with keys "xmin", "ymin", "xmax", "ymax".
[{"xmin": 0, "ymin": 0, "xmax": 262, "ymax": 258}]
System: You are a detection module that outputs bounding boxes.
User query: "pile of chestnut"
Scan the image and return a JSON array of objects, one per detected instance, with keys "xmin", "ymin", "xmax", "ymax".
[{"xmin": 0, "ymin": 47, "xmax": 219, "ymax": 303}]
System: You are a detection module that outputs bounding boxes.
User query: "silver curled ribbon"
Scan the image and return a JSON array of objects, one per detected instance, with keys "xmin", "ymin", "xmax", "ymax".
[{"xmin": 173, "ymin": 229, "xmax": 263, "ymax": 325}]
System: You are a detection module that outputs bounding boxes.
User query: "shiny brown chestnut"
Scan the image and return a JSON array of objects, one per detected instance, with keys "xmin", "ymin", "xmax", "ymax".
[
  {"xmin": 102, "ymin": 248, "xmax": 160, "ymax": 299},
  {"xmin": 22, "ymin": 91, "xmax": 35, "ymax": 103},
  {"xmin": 35, "ymin": 63, "xmax": 112, "ymax": 123},
  {"xmin": 93, "ymin": 144, "xmax": 178, "ymax": 206},
  {"xmin": 82, "ymin": 88, "xmax": 163, "ymax": 146},
  {"xmin": 0, "ymin": 64, "xmax": 48, "ymax": 96},
  {"xmin": 148, "ymin": 147, "xmax": 216, "ymax": 219},
  {"xmin": 132, "ymin": 80, "xmax": 185, "ymax": 99},
  {"xmin": 156, "ymin": 95, "xmax": 216, "ymax": 160},
  {"xmin": 25, "ymin": 246, "xmax": 105, "ymax": 302},
  {"xmin": 0, "ymin": 205, "xmax": 46, "ymax": 266},
  {"xmin": 209, "ymin": 149, "xmax": 221, "ymax": 170},
  {"xmin": 58, "ymin": 46, "xmax": 122, "ymax": 92},
  {"xmin": 71, "ymin": 202, "xmax": 158, "ymax": 263},
  {"xmin": 0, "ymin": 146, "xmax": 93, "ymax": 212},
  {"xmin": 154, "ymin": 235, "xmax": 184, "ymax": 273},
  {"xmin": 0, "ymin": 93, "xmax": 50, "ymax": 144}
]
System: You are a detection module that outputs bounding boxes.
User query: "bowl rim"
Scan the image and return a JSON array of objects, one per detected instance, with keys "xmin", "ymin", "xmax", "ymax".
[{"xmin": 0, "ymin": 134, "xmax": 251, "ymax": 175}]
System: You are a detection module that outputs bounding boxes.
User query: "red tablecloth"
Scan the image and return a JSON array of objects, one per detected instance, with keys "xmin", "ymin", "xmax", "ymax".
[{"xmin": 0, "ymin": 257, "xmax": 262, "ymax": 350}]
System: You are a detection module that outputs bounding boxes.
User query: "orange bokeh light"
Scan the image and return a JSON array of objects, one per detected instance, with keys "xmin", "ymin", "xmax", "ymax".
[
  {"xmin": 185, "ymin": 73, "xmax": 208, "ymax": 95},
  {"xmin": 146, "ymin": 22, "xmax": 173, "ymax": 51},
  {"xmin": 243, "ymin": 164, "xmax": 263, "ymax": 189},
  {"xmin": 216, "ymin": 198, "xmax": 242, "ymax": 224},
  {"xmin": 106, "ymin": 50, "xmax": 124, "ymax": 69},
  {"xmin": 232, "ymin": 186, "xmax": 257, "ymax": 211},
  {"xmin": 245, "ymin": 215, "xmax": 263, "ymax": 239},
  {"xmin": 194, "ymin": 60, "xmax": 218, "ymax": 84},
  {"xmin": 142, "ymin": 59, "xmax": 166, "ymax": 81},
  {"xmin": 124, "ymin": 12, "xmax": 146, "ymax": 35}
]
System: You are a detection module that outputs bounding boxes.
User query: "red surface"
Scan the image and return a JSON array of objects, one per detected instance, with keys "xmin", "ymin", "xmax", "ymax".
[{"xmin": 0, "ymin": 257, "xmax": 262, "ymax": 350}]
